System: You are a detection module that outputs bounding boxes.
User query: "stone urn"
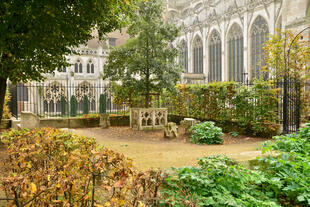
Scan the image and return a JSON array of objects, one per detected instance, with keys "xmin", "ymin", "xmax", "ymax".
[
  {"xmin": 130, "ymin": 108, "xmax": 167, "ymax": 130},
  {"xmin": 180, "ymin": 118, "xmax": 200, "ymax": 135}
]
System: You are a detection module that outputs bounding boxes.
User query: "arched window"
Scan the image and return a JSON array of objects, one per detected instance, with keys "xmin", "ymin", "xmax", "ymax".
[
  {"xmin": 209, "ymin": 30, "xmax": 222, "ymax": 82},
  {"xmin": 228, "ymin": 24, "xmax": 243, "ymax": 82},
  {"xmin": 87, "ymin": 60, "xmax": 95, "ymax": 73},
  {"xmin": 180, "ymin": 40, "xmax": 188, "ymax": 72},
  {"xmin": 75, "ymin": 59, "xmax": 83, "ymax": 73},
  {"xmin": 193, "ymin": 36, "xmax": 203, "ymax": 74},
  {"xmin": 251, "ymin": 16, "xmax": 269, "ymax": 80}
]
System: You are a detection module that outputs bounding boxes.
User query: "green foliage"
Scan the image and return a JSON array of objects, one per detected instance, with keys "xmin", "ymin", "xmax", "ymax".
[
  {"xmin": 189, "ymin": 122, "xmax": 223, "ymax": 145},
  {"xmin": 229, "ymin": 131, "xmax": 239, "ymax": 138},
  {"xmin": 259, "ymin": 123, "xmax": 310, "ymax": 206},
  {"xmin": 264, "ymin": 29, "xmax": 310, "ymax": 119},
  {"xmin": 60, "ymin": 95, "xmax": 67, "ymax": 116},
  {"xmin": 165, "ymin": 80, "xmax": 280, "ymax": 137},
  {"xmin": 0, "ymin": 0, "xmax": 136, "ymax": 123},
  {"xmin": 82, "ymin": 95, "xmax": 89, "ymax": 115},
  {"xmin": 0, "ymin": 128, "xmax": 165, "ymax": 206},
  {"xmin": 70, "ymin": 95, "xmax": 77, "ymax": 117},
  {"xmin": 99, "ymin": 93, "xmax": 107, "ymax": 114},
  {"xmin": 0, "ymin": 0, "xmax": 135, "ymax": 84},
  {"xmin": 161, "ymin": 156, "xmax": 281, "ymax": 207},
  {"xmin": 264, "ymin": 29, "xmax": 310, "ymax": 81},
  {"xmin": 104, "ymin": 0, "xmax": 181, "ymax": 108},
  {"xmin": 111, "ymin": 82, "xmax": 143, "ymax": 108}
]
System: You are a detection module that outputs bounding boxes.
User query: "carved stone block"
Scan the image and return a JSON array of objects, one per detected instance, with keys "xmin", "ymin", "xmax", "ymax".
[
  {"xmin": 164, "ymin": 122, "xmax": 179, "ymax": 138},
  {"xmin": 130, "ymin": 108, "xmax": 168, "ymax": 130}
]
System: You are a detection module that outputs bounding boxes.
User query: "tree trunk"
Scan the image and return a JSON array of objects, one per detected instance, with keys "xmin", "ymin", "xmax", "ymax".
[
  {"xmin": 0, "ymin": 77, "xmax": 8, "ymax": 124},
  {"xmin": 145, "ymin": 67, "xmax": 150, "ymax": 108},
  {"xmin": 145, "ymin": 34, "xmax": 150, "ymax": 108}
]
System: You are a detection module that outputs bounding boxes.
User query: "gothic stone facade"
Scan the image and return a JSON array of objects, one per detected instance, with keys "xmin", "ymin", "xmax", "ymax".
[{"xmin": 166, "ymin": 0, "xmax": 310, "ymax": 84}]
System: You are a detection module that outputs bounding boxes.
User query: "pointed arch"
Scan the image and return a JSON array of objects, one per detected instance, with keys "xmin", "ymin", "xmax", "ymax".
[
  {"xmin": 228, "ymin": 23, "xmax": 243, "ymax": 82},
  {"xmin": 87, "ymin": 59, "xmax": 95, "ymax": 74},
  {"xmin": 75, "ymin": 59, "xmax": 83, "ymax": 73},
  {"xmin": 192, "ymin": 35, "xmax": 203, "ymax": 74},
  {"xmin": 250, "ymin": 15, "xmax": 269, "ymax": 80},
  {"xmin": 179, "ymin": 40, "xmax": 188, "ymax": 72},
  {"xmin": 208, "ymin": 30, "xmax": 222, "ymax": 82}
]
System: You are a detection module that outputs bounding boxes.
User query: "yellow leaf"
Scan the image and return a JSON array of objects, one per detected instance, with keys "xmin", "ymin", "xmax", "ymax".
[
  {"xmin": 27, "ymin": 162, "xmax": 32, "ymax": 168},
  {"xmin": 30, "ymin": 183, "xmax": 37, "ymax": 193},
  {"xmin": 104, "ymin": 202, "xmax": 111, "ymax": 207}
]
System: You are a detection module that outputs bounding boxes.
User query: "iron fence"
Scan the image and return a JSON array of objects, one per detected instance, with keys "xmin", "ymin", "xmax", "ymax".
[{"xmin": 8, "ymin": 82, "xmax": 127, "ymax": 119}]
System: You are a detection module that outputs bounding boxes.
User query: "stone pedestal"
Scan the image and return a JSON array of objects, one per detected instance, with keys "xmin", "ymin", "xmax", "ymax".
[
  {"xmin": 99, "ymin": 114, "xmax": 110, "ymax": 129},
  {"xmin": 180, "ymin": 118, "xmax": 200, "ymax": 134},
  {"xmin": 164, "ymin": 122, "xmax": 178, "ymax": 138},
  {"xmin": 20, "ymin": 111, "xmax": 40, "ymax": 129},
  {"xmin": 130, "ymin": 108, "xmax": 167, "ymax": 130}
]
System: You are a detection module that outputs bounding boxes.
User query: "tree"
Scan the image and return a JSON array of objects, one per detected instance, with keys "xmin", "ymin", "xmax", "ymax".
[
  {"xmin": 104, "ymin": 0, "xmax": 181, "ymax": 108},
  {"xmin": 60, "ymin": 95, "xmax": 67, "ymax": 116},
  {"xmin": 83, "ymin": 95, "xmax": 89, "ymax": 115},
  {"xmin": 99, "ymin": 93, "xmax": 107, "ymax": 114},
  {"xmin": 0, "ymin": 0, "xmax": 136, "ymax": 123},
  {"xmin": 264, "ymin": 29, "xmax": 310, "ymax": 80},
  {"xmin": 70, "ymin": 95, "xmax": 77, "ymax": 117},
  {"xmin": 264, "ymin": 29, "xmax": 310, "ymax": 118}
]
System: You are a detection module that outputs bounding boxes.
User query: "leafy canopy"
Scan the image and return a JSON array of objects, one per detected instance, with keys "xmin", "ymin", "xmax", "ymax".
[
  {"xmin": 104, "ymin": 0, "xmax": 181, "ymax": 107},
  {"xmin": 0, "ymin": 0, "xmax": 136, "ymax": 83}
]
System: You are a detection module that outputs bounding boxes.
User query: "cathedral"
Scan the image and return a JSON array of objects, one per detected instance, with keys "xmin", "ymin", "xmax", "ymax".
[{"xmin": 166, "ymin": 0, "xmax": 310, "ymax": 84}]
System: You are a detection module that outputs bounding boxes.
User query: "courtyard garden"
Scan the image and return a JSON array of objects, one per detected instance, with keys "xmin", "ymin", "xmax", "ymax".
[
  {"xmin": 0, "ymin": 0, "xmax": 310, "ymax": 206},
  {"xmin": 0, "ymin": 123, "xmax": 310, "ymax": 206}
]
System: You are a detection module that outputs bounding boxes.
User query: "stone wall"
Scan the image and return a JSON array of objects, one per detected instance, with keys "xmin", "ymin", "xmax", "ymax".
[{"xmin": 19, "ymin": 111, "xmax": 129, "ymax": 129}]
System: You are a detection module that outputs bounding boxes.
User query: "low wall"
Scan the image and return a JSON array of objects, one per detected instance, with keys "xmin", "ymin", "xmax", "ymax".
[
  {"xmin": 39, "ymin": 117, "xmax": 100, "ymax": 128},
  {"xmin": 20, "ymin": 112, "xmax": 129, "ymax": 129}
]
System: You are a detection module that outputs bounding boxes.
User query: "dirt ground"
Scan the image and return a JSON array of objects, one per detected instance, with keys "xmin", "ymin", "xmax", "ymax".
[{"xmin": 74, "ymin": 127, "xmax": 267, "ymax": 171}]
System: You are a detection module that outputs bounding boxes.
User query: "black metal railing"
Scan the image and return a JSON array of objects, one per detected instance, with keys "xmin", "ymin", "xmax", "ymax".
[{"xmin": 8, "ymin": 82, "xmax": 127, "ymax": 119}]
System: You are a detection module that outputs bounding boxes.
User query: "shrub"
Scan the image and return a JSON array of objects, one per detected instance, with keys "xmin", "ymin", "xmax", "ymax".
[
  {"xmin": 259, "ymin": 123, "xmax": 310, "ymax": 206},
  {"xmin": 60, "ymin": 95, "xmax": 67, "ymax": 116},
  {"xmin": 161, "ymin": 156, "xmax": 281, "ymax": 206},
  {"xmin": 99, "ymin": 93, "xmax": 107, "ymax": 114},
  {"xmin": 189, "ymin": 121, "xmax": 223, "ymax": 145},
  {"xmin": 70, "ymin": 95, "xmax": 77, "ymax": 117},
  {"xmin": 164, "ymin": 81, "xmax": 280, "ymax": 137},
  {"xmin": 0, "ymin": 128, "xmax": 164, "ymax": 206},
  {"xmin": 82, "ymin": 95, "xmax": 89, "ymax": 115}
]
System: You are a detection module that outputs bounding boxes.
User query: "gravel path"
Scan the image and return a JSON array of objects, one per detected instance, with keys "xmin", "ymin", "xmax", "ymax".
[{"xmin": 74, "ymin": 127, "xmax": 267, "ymax": 171}]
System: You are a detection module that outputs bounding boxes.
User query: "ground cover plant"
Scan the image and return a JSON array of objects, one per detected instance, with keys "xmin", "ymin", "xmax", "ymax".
[
  {"xmin": 189, "ymin": 121, "xmax": 224, "ymax": 145},
  {"xmin": 0, "ymin": 128, "xmax": 164, "ymax": 206},
  {"xmin": 259, "ymin": 123, "xmax": 310, "ymax": 206},
  {"xmin": 161, "ymin": 156, "xmax": 281, "ymax": 207},
  {"xmin": 161, "ymin": 123, "xmax": 310, "ymax": 207}
]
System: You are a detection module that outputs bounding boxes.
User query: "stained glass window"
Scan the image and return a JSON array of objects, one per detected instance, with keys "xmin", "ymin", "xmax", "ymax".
[
  {"xmin": 209, "ymin": 30, "xmax": 222, "ymax": 82},
  {"xmin": 251, "ymin": 16, "xmax": 269, "ymax": 80},
  {"xmin": 180, "ymin": 40, "xmax": 188, "ymax": 72},
  {"xmin": 228, "ymin": 24, "xmax": 243, "ymax": 82},
  {"xmin": 193, "ymin": 36, "xmax": 203, "ymax": 74}
]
